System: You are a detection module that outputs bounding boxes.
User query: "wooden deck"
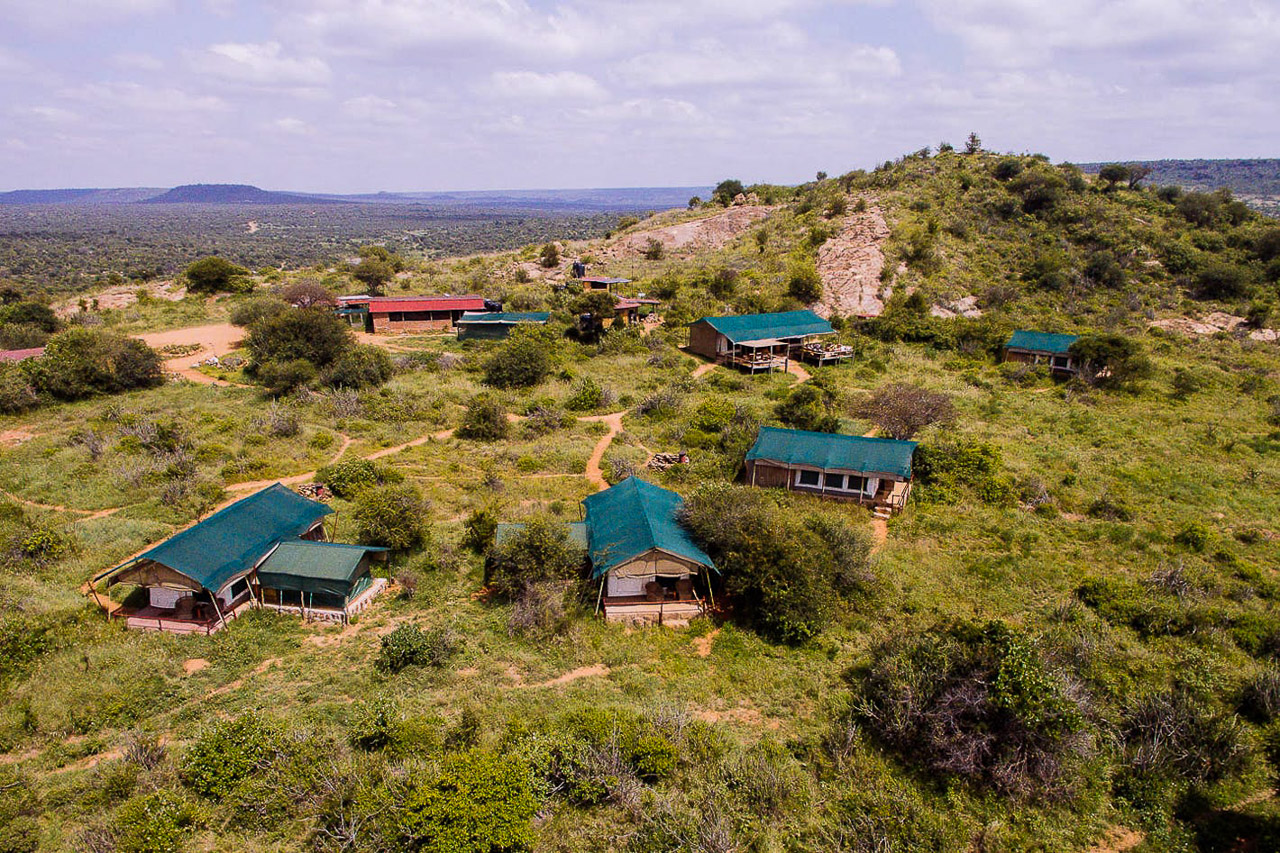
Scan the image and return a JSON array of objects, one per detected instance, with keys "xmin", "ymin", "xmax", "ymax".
[
  {"xmin": 115, "ymin": 594, "xmax": 254, "ymax": 635},
  {"xmin": 602, "ymin": 596, "xmax": 705, "ymax": 626}
]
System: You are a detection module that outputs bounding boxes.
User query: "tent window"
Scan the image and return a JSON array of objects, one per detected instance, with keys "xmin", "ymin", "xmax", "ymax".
[
  {"xmin": 824, "ymin": 472, "xmax": 845, "ymax": 489},
  {"xmin": 796, "ymin": 469, "xmax": 820, "ymax": 487}
]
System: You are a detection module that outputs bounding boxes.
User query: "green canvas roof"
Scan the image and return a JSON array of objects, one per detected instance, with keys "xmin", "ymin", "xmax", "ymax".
[
  {"xmin": 1007, "ymin": 330, "xmax": 1078, "ymax": 354},
  {"xmin": 493, "ymin": 521, "xmax": 589, "ymax": 549},
  {"xmin": 580, "ymin": 478, "xmax": 714, "ymax": 579},
  {"xmin": 457, "ymin": 312, "xmax": 551, "ymax": 325},
  {"xmin": 104, "ymin": 483, "xmax": 333, "ymax": 592},
  {"xmin": 747, "ymin": 426, "xmax": 917, "ymax": 479},
  {"xmin": 256, "ymin": 540, "xmax": 386, "ymax": 598},
  {"xmin": 691, "ymin": 310, "xmax": 833, "ymax": 344}
]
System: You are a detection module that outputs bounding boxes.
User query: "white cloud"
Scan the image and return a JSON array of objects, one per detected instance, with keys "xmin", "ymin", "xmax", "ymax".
[
  {"xmin": 17, "ymin": 105, "xmax": 80, "ymax": 123},
  {"xmin": 271, "ymin": 117, "xmax": 312, "ymax": 134},
  {"xmin": 0, "ymin": 0, "xmax": 171, "ymax": 30},
  {"xmin": 341, "ymin": 95, "xmax": 420, "ymax": 125},
  {"xmin": 484, "ymin": 70, "xmax": 606, "ymax": 101},
  {"xmin": 192, "ymin": 41, "xmax": 331, "ymax": 87},
  {"xmin": 57, "ymin": 81, "xmax": 229, "ymax": 114}
]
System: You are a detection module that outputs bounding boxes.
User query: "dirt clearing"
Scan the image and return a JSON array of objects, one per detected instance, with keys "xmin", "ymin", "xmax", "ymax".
[{"xmin": 603, "ymin": 206, "xmax": 774, "ymax": 260}]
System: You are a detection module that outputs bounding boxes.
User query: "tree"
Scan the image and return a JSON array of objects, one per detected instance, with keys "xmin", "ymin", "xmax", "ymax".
[
  {"xmin": 228, "ymin": 295, "xmax": 287, "ymax": 327},
  {"xmin": 1069, "ymin": 334, "xmax": 1152, "ymax": 390},
  {"xmin": 324, "ymin": 344, "xmax": 394, "ymax": 388},
  {"xmin": 353, "ymin": 483, "xmax": 430, "ymax": 550},
  {"xmin": 357, "ymin": 244, "xmax": 406, "ymax": 271},
  {"xmin": 1008, "ymin": 169, "xmax": 1066, "ymax": 214},
  {"xmin": 570, "ymin": 290, "xmax": 617, "ymax": 332},
  {"xmin": 776, "ymin": 380, "xmax": 841, "ymax": 433},
  {"xmin": 398, "ymin": 751, "xmax": 537, "ymax": 853},
  {"xmin": 1097, "ymin": 163, "xmax": 1130, "ymax": 190},
  {"xmin": 712, "ymin": 179, "xmax": 745, "ymax": 206},
  {"xmin": 1084, "ymin": 251, "xmax": 1125, "ymax": 289},
  {"xmin": 993, "ymin": 158, "xmax": 1023, "ymax": 181},
  {"xmin": 185, "ymin": 256, "xmax": 251, "ymax": 293},
  {"xmin": 642, "ymin": 238, "xmax": 665, "ymax": 260},
  {"xmin": 787, "ymin": 260, "xmax": 823, "ymax": 303},
  {"xmin": 486, "ymin": 515, "xmax": 585, "ymax": 600},
  {"xmin": 483, "ymin": 328, "xmax": 553, "ymax": 389},
  {"xmin": 1194, "ymin": 262, "xmax": 1252, "ymax": 300},
  {"xmin": 1177, "ymin": 191, "xmax": 1221, "ymax": 226},
  {"xmin": 279, "ymin": 279, "xmax": 335, "ymax": 308},
  {"xmin": 964, "ymin": 132, "xmax": 982, "ymax": 154},
  {"xmin": 457, "ymin": 395, "xmax": 509, "ymax": 441},
  {"xmin": 246, "ymin": 307, "xmax": 352, "ymax": 370},
  {"xmin": 856, "ymin": 383, "xmax": 956, "ymax": 440},
  {"xmin": 351, "ymin": 257, "xmax": 394, "ymax": 296},
  {"xmin": 1126, "ymin": 164, "xmax": 1153, "ymax": 189},
  {"xmin": 38, "ymin": 328, "xmax": 163, "ymax": 400},
  {"xmin": 0, "ymin": 302, "xmax": 58, "ymax": 333},
  {"xmin": 539, "ymin": 243, "xmax": 560, "ymax": 269},
  {"xmin": 687, "ymin": 196, "xmax": 702, "ymax": 209}
]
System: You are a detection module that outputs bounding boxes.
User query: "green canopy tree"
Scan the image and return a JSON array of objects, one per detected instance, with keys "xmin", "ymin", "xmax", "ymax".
[{"xmin": 185, "ymin": 256, "xmax": 252, "ymax": 293}]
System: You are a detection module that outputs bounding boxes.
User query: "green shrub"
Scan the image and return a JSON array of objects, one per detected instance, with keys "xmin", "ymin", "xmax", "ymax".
[
  {"xmin": 184, "ymin": 256, "xmax": 250, "ymax": 293},
  {"xmin": 228, "ymin": 294, "xmax": 287, "ymax": 327},
  {"xmin": 0, "ymin": 364, "xmax": 39, "ymax": 415},
  {"xmin": 1121, "ymin": 689, "xmax": 1251, "ymax": 785},
  {"xmin": 483, "ymin": 330, "xmax": 553, "ymax": 389},
  {"xmin": 1069, "ymin": 334, "xmax": 1151, "ymax": 390},
  {"xmin": 565, "ymin": 377, "xmax": 605, "ymax": 411},
  {"xmin": 113, "ymin": 790, "xmax": 199, "ymax": 853},
  {"xmin": 181, "ymin": 714, "xmax": 284, "ymax": 800},
  {"xmin": 457, "ymin": 395, "xmax": 509, "ymax": 441},
  {"xmin": 255, "ymin": 357, "xmax": 317, "ymax": 396},
  {"xmin": 776, "ymin": 383, "xmax": 840, "ymax": 433},
  {"xmin": 353, "ymin": 483, "xmax": 430, "ymax": 550},
  {"xmin": 325, "ymin": 344, "xmax": 394, "ymax": 389},
  {"xmin": 317, "ymin": 458, "xmax": 401, "ymax": 498},
  {"xmin": 38, "ymin": 328, "xmax": 163, "ymax": 400},
  {"xmin": 1174, "ymin": 521, "xmax": 1213, "ymax": 552},
  {"xmin": 349, "ymin": 696, "xmax": 402, "ymax": 750},
  {"xmin": 850, "ymin": 620, "xmax": 1092, "ymax": 798},
  {"xmin": 787, "ymin": 259, "xmax": 823, "ymax": 303},
  {"xmin": 1240, "ymin": 668, "xmax": 1280, "ymax": 723},
  {"xmin": 375, "ymin": 624, "xmax": 458, "ymax": 674},
  {"xmin": 628, "ymin": 734, "xmax": 677, "ymax": 782},
  {"xmin": 246, "ymin": 306, "xmax": 351, "ymax": 370},
  {"xmin": 486, "ymin": 515, "xmax": 585, "ymax": 600},
  {"xmin": 397, "ymin": 751, "xmax": 536, "ymax": 853}
]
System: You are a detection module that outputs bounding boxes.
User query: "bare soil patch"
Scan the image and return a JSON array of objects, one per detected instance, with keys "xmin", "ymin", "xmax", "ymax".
[
  {"xmin": 53, "ymin": 280, "xmax": 185, "ymax": 317},
  {"xmin": 135, "ymin": 323, "xmax": 247, "ymax": 385},
  {"xmin": 603, "ymin": 206, "xmax": 774, "ymax": 260},
  {"xmin": 521, "ymin": 664, "xmax": 610, "ymax": 689},
  {"xmin": 816, "ymin": 202, "xmax": 891, "ymax": 318},
  {"xmin": 692, "ymin": 628, "xmax": 720, "ymax": 658},
  {"xmin": 183, "ymin": 658, "xmax": 210, "ymax": 676}
]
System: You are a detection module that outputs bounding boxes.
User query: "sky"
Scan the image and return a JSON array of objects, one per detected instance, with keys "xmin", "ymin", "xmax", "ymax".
[{"xmin": 1, "ymin": 0, "xmax": 1277, "ymax": 193}]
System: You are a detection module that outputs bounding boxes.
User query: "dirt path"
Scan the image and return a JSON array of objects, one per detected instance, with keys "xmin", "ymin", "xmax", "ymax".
[
  {"xmin": 785, "ymin": 360, "xmax": 811, "ymax": 383},
  {"xmin": 1086, "ymin": 828, "xmax": 1144, "ymax": 853},
  {"xmin": 581, "ymin": 412, "xmax": 627, "ymax": 491},
  {"xmin": 693, "ymin": 628, "xmax": 720, "ymax": 657},
  {"xmin": 691, "ymin": 361, "xmax": 719, "ymax": 379},
  {"xmin": 135, "ymin": 323, "xmax": 247, "ymax": 386},
  {"xmin": 1, "ymin": 488, "xmax": 122, "ymax": 521},
  {"xmin": 519, "ymin": 664, "xmax": 610, "ymax": 689},
  {"xmin": 816, "ymin": 201, "xmax": 891, "ymax": 319}
]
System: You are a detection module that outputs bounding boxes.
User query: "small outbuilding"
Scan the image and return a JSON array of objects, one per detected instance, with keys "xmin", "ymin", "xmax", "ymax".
[
  {"xmin": 1004, "ymin": 330, "xmax": 1079, "ymax": 376},
  {"xmin": 687, "ymin": 310, "xmax": 846, "ymax": 373},
  {"xmin": 456, "ymin": 311, "xmax": 551, "ymax": 341},
  {"xmin": 579, "ymin": 276, "xmax": 632, "ymax": 293},
  {"xmin": 93, "ymin": 483, "xmax": 387, "ymax": 633},
  {"xmin": 582, "ymin": 478, "xmax": 716, "ymax": 626},
  {"xmin": 337, "ymin": 295, "xmax": 488, "ymax": 334},
  {"xmin": 745, "ymin": 426, "xmax": 917, "ymax": 516}
]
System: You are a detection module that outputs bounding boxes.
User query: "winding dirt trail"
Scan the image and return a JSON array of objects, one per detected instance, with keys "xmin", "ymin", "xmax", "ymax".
[
  {"xmin": 581, "ymin": 412, "xmax": 627, "ymax": 491},
  {"xmin": 785, "ymin": 360, "xmax": 811, "ymax": 384},
  {"xmin": 0, "ymin": 488, "xmax": 122, "ymax": 521}
]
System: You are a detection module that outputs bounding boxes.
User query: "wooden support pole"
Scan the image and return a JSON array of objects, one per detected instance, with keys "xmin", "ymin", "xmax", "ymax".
[{"xmin": 209, "ymin": 593, "xmax": 230, "ymax": 633}]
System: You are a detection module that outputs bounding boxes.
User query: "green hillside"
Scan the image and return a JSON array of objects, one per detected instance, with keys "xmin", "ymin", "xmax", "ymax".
[{"xmin": 2, "ymin": 148, "xmax": 1280, "ymax": 852}]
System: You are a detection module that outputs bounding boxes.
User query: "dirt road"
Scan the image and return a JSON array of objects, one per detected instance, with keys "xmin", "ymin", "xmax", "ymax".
[{"xmin": 136, "ymin": 323, "xmax": 247, "ymax": 385}]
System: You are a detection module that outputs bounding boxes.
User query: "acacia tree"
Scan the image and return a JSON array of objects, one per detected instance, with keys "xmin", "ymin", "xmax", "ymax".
[
  {"xmin": 185, "ymin": 256, "xmax": 251, "ymax": 293},
  {"xmin": 1097, "ymin": 164, "xmax": 1130, "ymax": 190},
  {"xmin": 856, "ymin": 383, "xmax": 956, "ymax": 440}
]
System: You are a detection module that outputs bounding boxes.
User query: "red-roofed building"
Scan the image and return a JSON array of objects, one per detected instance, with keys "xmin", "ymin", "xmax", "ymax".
[
  {"xmin": 336, "ymin": 295, "xmax": 488, "ymax": 334},
  {"xmin": 0, "ymin": 347, "xmax": 44, "ymax": 364}
]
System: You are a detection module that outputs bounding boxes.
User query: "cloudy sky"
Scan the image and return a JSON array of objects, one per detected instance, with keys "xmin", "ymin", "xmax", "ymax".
[{"xmin": 1, "ymin": 0, "xmax": 1277, "ymax": 193}]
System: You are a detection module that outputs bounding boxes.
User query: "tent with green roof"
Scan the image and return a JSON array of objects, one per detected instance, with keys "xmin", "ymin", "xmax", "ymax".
[
  {"xmin": 457, "ymin": 311, "xmax": 551, "ymax": 340},
  {"xmin": 580, "ymin": 478, "xmax": 714, "ymax": 580},
  {"xmin": 255, "ymin": 540, "xmax": 388, "ymax": 605},
  {"xmin": 1006, "ymin": 330, "xmax": 1079, "ymax": 355},
  {"xmin": 745, "ymin": 427, "xmax": 918, "ymax": 512},
  {"xmin": 98, "ymin": 483, "xmax": 334, "ymax": 595}
]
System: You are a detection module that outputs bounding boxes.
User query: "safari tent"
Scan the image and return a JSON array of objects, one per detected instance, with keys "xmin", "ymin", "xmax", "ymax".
[
  {"xmin": 1004, "ymin": 330, "xmax": 1080, "ymax": 376},
  {"xmin": 745, "ymin": 426, "xmax": 917, "ymax": 516},
  {"xmin": 686, "ymin": 310, "xmax": 846, "ymax": 372},
  {"xmin": 456, "ymin": 311, "xmax": 550, "ymax": 340},
  {"xmin": 93, "ymin": 484, "xmax": 386, "ymax": 633}
]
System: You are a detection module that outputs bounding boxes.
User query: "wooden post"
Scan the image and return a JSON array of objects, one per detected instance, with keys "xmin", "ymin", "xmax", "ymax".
[
  {"xmin": 209, "ymin": 593, "xmax": 230, "ymax": 633},
  {"xmin": 594, "ymin": 577, "xmax": 605, "ymax": 617},
  {"xmin": 705, "ymin": 571, "xmax": 715, "ymax": 612}
]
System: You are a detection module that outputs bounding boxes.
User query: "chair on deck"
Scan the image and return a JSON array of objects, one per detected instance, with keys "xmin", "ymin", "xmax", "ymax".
[
  {"xmin": 675, "ymin": 578, "xmax": 694, "ymax": 601},
  {"xmin": 644, "ymin": 581, "xmax": 664, "ymax": 602}
]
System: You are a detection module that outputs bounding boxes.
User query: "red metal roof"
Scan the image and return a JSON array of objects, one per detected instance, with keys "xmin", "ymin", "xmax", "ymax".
[
  {"xmin": 343, "ymin": 295, "xmax": 486, "ymax": 313},
  {"xmin": 0, "ymin": 347, "xmax": 44, "ymax": 363}
]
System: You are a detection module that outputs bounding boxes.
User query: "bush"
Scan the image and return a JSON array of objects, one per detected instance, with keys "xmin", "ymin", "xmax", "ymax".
[
  {"xmin": 483, "ymin": 330, "xmax": 553, "ymax": 389},
  {"xmin": 457, "ymin": 395, "xmax": 509, "ymax": 441},
  {"xmin": 851, "ymin": 621, "xmax": 1092, "ymax": 799},
  {"xmin": 279, "ymin": 279, "xmax": 335, "ymax": 308},
  {"xmin": 353, "ymin": 483, "xmax": 429, "ymax": 550},
  {"xmin": 1194, "ymin": 262, "xmax": 1253, "ymax": 300},
  {"xmin": 776, "ymin": 382, "xmax": 841, "ymax": 433},
  {"xmin": 255, "ymin": 358, "xmax": 317, "ymax": 395},
  {"xmin": 486, "ymin": 515, "xmax": 585, "ymax": 600},
  {"xmin": 37, "ymin": 328, "xmax": 163, "ymax": 400},
  {"xmin": 185, "ymin": 256, "xmax": 250, "ymax": 293},
  {"xmin": 1174, "ymin": 521, "xmax": 1213, "ymax": 552},
  {"xmin": 228, "ymin": 295, "xmax": 287, "ymax": 327},
  {"xmin": 246, "ymin": 306, "xmax": 351, "ymax": 370},
  {"xmin": 1241, "ymin": 668, "xmax": 1280, "ymax": 723},
  {"xmin": 993, "ymin": 158, "xmax": 1024, "ymax": 181},
  {"xmin": 539, "ymin": 243, "xmax": 560, "ymax": 268},
  {"xmin": 787, "ymin": 259, "xmax": 823, "ymax": 303},
  {"xmin": 507, "ymin": 581, "xmax": 571, "ymax": 639},
  {"xmin": 641, "ymin": 238, "xmax": 665, "ymax": 260},
  {"xmin": 113, "ymin": 790, "xmax": 198, "ymax": 853},
  {"xmin": 565, "ymin": 377, "xmax": 605, "ymax": 411},
  {"xmin": 397, "ymin": 751, "xmax": 536, "ymax": 853},
  {"xmin": 376, "ymin": 623, "xmax": 459, "ymax": 674},
  {"xmin": 1084, "ymin": 250, "xmax": 1124, "ymax": 288},
  {"xmin": 317, "ymin": 458, "xmax": 401, "ymax": 498},
  {"xmin": 681, "ymin": 484, "xmax": 842, "ymax": 644},
  {"xmin": 324, "ymin": 344, "xmax": 394, "ymax": 389},
  {"xmin": 1121, "ymin": 689, "xmax": 1251, "ymax": 785},
  {"xmin": 181, "ymin": 714, "xmax": 284, "ymax": 800},
  {"xmin": 0, "ymin": 365, "xmax": 39, "ymax": 414},
  {"xmin": 349, "ymin": 696, "xmax": 402, "ymax": 750},
  {"xmin": 856, "ymin": 382, "xmax": 956, "ymax": 440},
  {"xmin": 0, "ymin": 302, "xmax": 57, "ymax": 333},
  {"xmin": 1069, "ymin": 334, "xmax": 1151, "ymax": 390}
]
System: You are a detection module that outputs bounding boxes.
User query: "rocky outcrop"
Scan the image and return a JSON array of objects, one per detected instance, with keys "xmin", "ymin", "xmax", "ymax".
[{"xmin": 816, "ymin": 202, "xmax": 891, "ymax": 318}]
